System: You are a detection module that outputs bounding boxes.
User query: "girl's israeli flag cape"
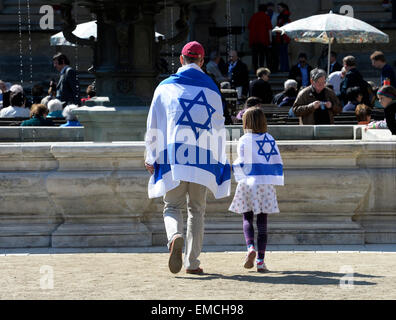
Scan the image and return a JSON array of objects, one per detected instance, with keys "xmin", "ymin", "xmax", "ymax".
[
  {"xmin": 145, "ymin": 63, "xmax": 231, "ymax": 199},
  {"xmin": 232, "ymin": 132, "xmax": 284, "ymax": 186}
]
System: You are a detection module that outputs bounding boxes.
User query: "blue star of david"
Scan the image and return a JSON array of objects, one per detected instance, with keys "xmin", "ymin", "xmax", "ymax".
[
  {"xmin": 176, "ymin": 90, "xmax": 216, "ymax": 139},
  {"xmin": 256, "ymin": 134, "xmax": 278, "ymax": 161}
]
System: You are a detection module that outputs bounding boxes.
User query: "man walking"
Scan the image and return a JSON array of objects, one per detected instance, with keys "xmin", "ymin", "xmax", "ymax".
[
  {"xmin": 145, "ymin": 41, "xmax": 231, "ymax": 275},
  {"xmin": 52, "ymin": 53, "xmax": 80, "ymax": 106}
]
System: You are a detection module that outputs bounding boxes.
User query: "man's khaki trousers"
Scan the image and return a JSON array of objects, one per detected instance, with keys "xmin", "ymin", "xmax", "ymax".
[{"xmin": 163, "ymin": 181, "xmax": 207, "ymax": 270}]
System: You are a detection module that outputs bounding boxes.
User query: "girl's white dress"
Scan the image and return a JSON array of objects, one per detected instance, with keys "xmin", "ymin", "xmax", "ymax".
[
  {"xmin": 229, "ymin": 182, "xmax": 279, "ymax": 214},
  {"xmin": 228, "ymin": 132, "xmax": 283, "ymax": 215}
]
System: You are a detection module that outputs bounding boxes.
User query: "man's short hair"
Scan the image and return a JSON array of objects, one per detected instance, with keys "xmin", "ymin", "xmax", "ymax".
[
  {"xmin": 10, "ymin": 91, "xmax": 25, "ymax": 107},
  {"xmin": 298, "ymin": 53, "xmax": 307, "ymax": 60},
  {"xmin": 209, "ymin": 51, "xmax": 218, "ymax": 61},
  {"xmin": 284, "ymin": 79, "xmax": 298, "ymax": 90},
  {"xmin": 370, "ymin": 51, "xmax": 386, "ymax": 62},
  {"xmin": 343, "ymin": 55, "xmax": 356, "ymax": 67},
  {"xmin": 62, "ymin": 104, "xmax": 79, "ymax": 121},
  {"xmin": 330, "ymin": 51, "xmax": 337, "ymax": 58},
  {"xmin": 346, "ymin": 86, "xmax": 362, "ymax": 101},
  {"xmin": 256, "ymin": 67, "xmax": 271, "ymax": 78},
  {"xmin": 310, "ymin": 68, "xmax": 327, "ymax": 82},
  {"xmin": 53, "ymin": 53, "xmax": 70, "ymax": 65},
  {"xmin": 258, "ymin": 4, "xmax": 267, "ymax": 11},
  {"xmin": 10, "ymin": 84, "xmax": 24, "ymax": 94},
  {"xmin": 182, "ymin": 55, "xmax": 201, "ymax": 64},
  {"xmin": 86, "ymin": 85, "xmax": 96, "ymax": 97},
  {"xmin": 32, "ymin": 84, "xmax": 44, "ymax": 97},
  {"xmin": 47, "ymin": 99, "xmax": 63, "ymax": 113}
]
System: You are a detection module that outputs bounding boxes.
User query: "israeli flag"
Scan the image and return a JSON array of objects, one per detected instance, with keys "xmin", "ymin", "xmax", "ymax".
[
  {"xmin": 232, "ymin": 132, "xmax": 284, "ymax": 186},
  {"xmin": 145, "ymin": 63, "xmax": 231, "ymax": 199}
]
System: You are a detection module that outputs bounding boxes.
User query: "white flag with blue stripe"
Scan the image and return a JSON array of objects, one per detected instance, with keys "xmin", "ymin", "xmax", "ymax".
[
  {"xmin": 145, "ymin": 63, "xmax": 231, "ymax": 199},
  {"xmin": 232, "ymin": 132, "xmax": 284, "ymax": 186}
]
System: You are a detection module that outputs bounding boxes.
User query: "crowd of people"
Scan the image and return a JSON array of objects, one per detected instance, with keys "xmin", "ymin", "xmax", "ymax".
[
  {"xmin": 1, "ymin": 32, "xmax": 395, "ymax": 135},
  {"xmin": 0, "ymin": 53, "xmax": 93, "ymax": 127},
  {"xmin": 205, "ymin": 44, "xmax": 396, "ymax": 134},
  {"xmin": 196, "ymin": 2, "xmax": 395, "ymax": 134}
]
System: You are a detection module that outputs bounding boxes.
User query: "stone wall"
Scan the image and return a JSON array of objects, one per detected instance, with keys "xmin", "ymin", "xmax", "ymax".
[{"xmin": 0, "ymin": 139, "xmax": 395, "ymax": 248}]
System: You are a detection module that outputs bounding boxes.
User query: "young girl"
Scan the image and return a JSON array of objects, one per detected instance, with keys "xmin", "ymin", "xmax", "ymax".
[
  {"xmin": 229, "ymin": 107, "xmax": 284, "ymax": 272},
  {"xmin": 366, "ymin": 85, "xmax": 396, "ymax": 135}
]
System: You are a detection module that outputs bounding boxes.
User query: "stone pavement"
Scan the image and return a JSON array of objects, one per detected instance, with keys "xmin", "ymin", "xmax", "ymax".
[{"xmin": 1, "ymin": 245, "xmax": 396, "ymax": 300}]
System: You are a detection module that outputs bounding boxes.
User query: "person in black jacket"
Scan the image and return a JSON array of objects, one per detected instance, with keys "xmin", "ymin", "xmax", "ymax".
[
  {"xmin": 340, "ymin": 55, "xmax": 371, "ymax": 106},
  {"xmin": 326, "ymin": 51, "xmax": 342, "ymax": 74},
  {"xmin": 249, "ymin": 67, "xmax": 273, "ymax": 104},
  {"xmin": 288, "ymin": 53, "xmax": 313, "ymax": 89},
  {"xmin": 52, "ymin": 53, "xmax": 81, "ymax": 106},
  {"xmin": 376, "ymin": 85, "xmax": 396, "ymax": 135},
  {"xmin": 272, "ymin": 79, "xmax": 298, "ymax": 105},
  {"xmin": 228, "ymin": 50, "xmax": 249, "ymax": 100}
]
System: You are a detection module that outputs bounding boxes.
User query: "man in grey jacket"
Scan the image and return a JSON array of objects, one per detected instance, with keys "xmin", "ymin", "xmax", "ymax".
[{"xmin": 52, "ymin": 53, "xmax": 80, "ymax": 106}]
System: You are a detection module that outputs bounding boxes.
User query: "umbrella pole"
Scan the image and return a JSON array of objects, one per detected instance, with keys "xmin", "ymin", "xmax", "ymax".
[{"xmin": 327, "ymin": 39, "xmax": 331, "ymax": 76}]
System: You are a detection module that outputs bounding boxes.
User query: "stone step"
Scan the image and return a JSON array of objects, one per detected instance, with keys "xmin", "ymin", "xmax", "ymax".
[
  {"xmin": 354, "ymin": 11, "xmax": 392, "ymax": 21},
  {"xmin": 350, "ymin": 5, "xmax": 391, "ymax": 12},
  {"xmin": 333, "ymin": 0, "xmax": 387, "ymax": 5}
]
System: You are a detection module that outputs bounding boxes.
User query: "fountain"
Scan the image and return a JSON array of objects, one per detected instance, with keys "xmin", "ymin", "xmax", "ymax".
[{"xmin": 45, "ymin": 0, "xmax": 209, "ymax": 141}]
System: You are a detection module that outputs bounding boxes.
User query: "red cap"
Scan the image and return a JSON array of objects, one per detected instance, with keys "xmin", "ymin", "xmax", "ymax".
[{"xmin": 181, "ymin": 41, "xmax": 205, "ymax": 58}]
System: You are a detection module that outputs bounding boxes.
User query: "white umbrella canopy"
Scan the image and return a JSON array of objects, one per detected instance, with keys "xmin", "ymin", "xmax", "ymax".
[
  {"xmin": 50, "ymin": 20, "xmax": 165, "ymax": 46},
  {"xmin": 50, "ymin": 20, "xmax": 97, "ymax": 46},
  {"xmin": 273, "ymin": 11, "xmax": 389, "ymax": 75}
]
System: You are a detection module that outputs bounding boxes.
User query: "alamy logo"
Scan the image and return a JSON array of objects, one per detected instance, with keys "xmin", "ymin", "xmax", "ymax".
[
  {"xmin": 39, "ymin": 5, "xmax": 54, "ymax": 30},
  {"xmin": 40, "ymin": 265, "xmax": 54, "ymax": 290}
]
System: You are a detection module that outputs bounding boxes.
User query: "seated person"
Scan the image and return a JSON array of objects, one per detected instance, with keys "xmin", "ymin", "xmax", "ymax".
[
  {"xmin": 60, "ymin": 104, "xmax": 82, "ymax": 127},
  {"xmin": 40, "ymin": 95, "xmax": 54, "ymax": 108},
  {"xmin": 47, "ymin": 99, "xmax": 64, "ymax": 118},
  {"xmin": 355, "ymin": 104, "xmax": 372, "ymax": 125},
  {"xmin": 81, "ymin": 85, "xmax": 96, "ymax": 104},
  {"xmin": 292, "ymin": 68, "xmax": 342, "ymax": 125},
  {"xmin": 366, "ymin": 85, "xmax": 396, "ymax": 135},
  {"xmin": 249, "ymin": 67, "xmax": 273, "ymax": 104},
  {"xmin": 367, "ymin": 81, "xmax": 382, "ymax": 109},
  {"xmin": 279, "ymin": 86, "xmax": 297, "ymax": 108},
  {"xmin": 0, "ymin": 80, "xmax": 8, "ymax": 109},
  {"xmin": 0, "ymin": 91, "xmax": 30, "ymax": 118},
  {"xmin": 206, "ymin": 52, "xmax": 229, "ymax": 84},
  {"xmin": 273, "ymin": 79, "xmax": 298, "ymax": 105},
  {"xmin": 234, "ymin": 96, "xmax": 263, "ymax": 123},
  {"xmin": 21, "ymin": 104, "xmax": 54, "ymax": 126},
  {"xmin": 32, "ymin": 84, "xmax": 45, "ymax": 104},
  {"xmin": 343, "ymin": 86, "xmax": 363, "ymax": 112}
]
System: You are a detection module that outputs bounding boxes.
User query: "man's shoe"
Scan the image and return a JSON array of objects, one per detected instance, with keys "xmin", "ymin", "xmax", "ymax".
[
  {"xmin": 186, "ymin": 267, "xmax": 204, "ymax": 275},
  {"xmin": 168, "ymin": 235, "xmax": 184, "ymax": 274}
]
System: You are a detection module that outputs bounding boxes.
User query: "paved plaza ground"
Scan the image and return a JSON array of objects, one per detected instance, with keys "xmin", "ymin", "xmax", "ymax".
[{"xmin": 1, "ymin": 245, "xmax": 396, "ymax": 300}]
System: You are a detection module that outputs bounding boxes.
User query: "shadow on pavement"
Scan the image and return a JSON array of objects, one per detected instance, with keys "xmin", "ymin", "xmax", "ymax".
[{"xmin": 178, "ymin": 270, "xmax": 381, "ymax": 286}]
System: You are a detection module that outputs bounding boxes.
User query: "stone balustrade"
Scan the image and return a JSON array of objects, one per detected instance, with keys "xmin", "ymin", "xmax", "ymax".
[
  {"xmin": 0, "ymin": 125, "xmax": 369, "ymax": 143},
  {"xmin": 0, "ymin": 138, "xmax": 395, "ymax": 248}
]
